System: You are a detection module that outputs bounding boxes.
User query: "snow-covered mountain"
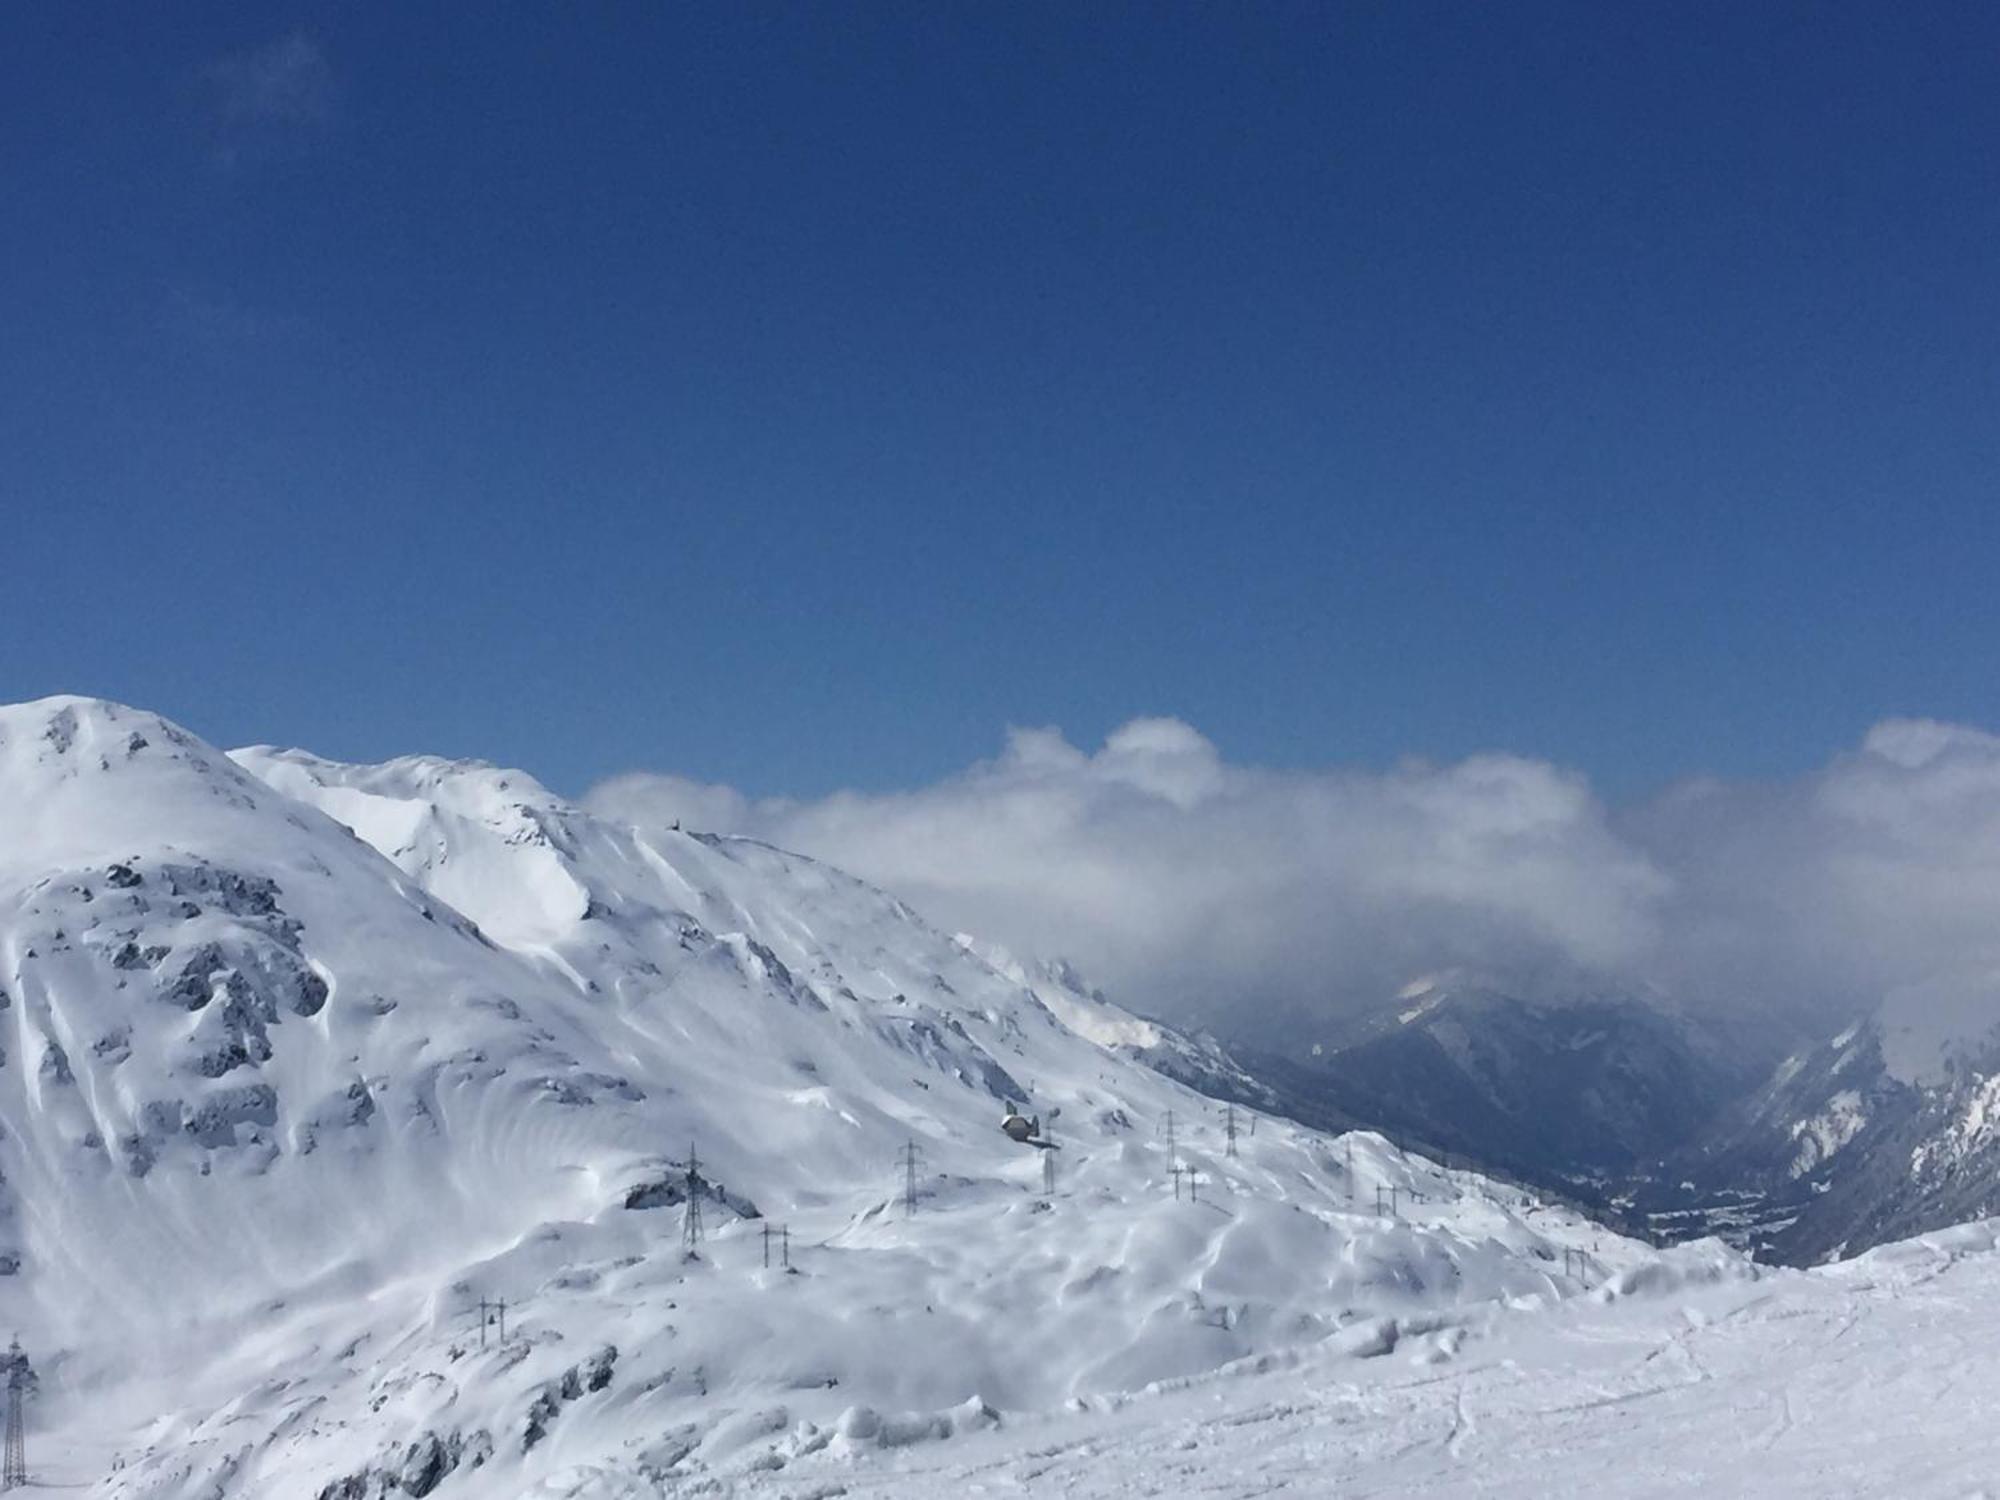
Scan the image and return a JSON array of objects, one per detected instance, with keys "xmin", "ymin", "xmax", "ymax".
[
  {"xmin": 1223, "ymin": 978, "xmax": 1766, "ymax": 1203},
  {"xmin": 0, "ymin": 697, "xmax": 1656, "ymax": 1497},
  {"xmin": 1654, "ymin": 1004, "xmax": 2000, "ymax": 1264}
]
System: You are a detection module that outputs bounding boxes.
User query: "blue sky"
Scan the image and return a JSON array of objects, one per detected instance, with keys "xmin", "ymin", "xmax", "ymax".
[{"xmin": 4, "ymin": 3, "xmax": 1995, "ymax": 801}]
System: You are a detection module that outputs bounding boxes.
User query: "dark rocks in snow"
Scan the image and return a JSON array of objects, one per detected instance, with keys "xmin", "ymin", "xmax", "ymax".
[
  {"xmin": 336, "ymin": 1078, "xmax": 376, "ymax": 1126},
  {"xmin": 104, "ymin": 862, "xmax": 143, "ymax": 889},
  {"xmin": 622, "ymin": 1177, "xmax": 683, "ymax": 1211},
  {"xmin": 739, "ymin": 938, "xmax": 829, "ymax": 1013},
  {"xmin": 287, "ymin": 963, "xmax": 330, "ymax": 1017},
  {"xmin": 314, "ymin": 1427, "xmax": 491, "ymax": 1500},
  {"xmin": 189, "ymin": 975, "xmax": 274, "ymax": 1076},
  {"xmin": 120, "ymin": 1132, "xmax": 155, "ymax": 1178},
  {"xmin": 38, "ymin": 1043, "xmax": 72, "ymax": 1086},
  {"xmin": 191, "ymin": 1037, "xmax": 258, "ymax": 1079},
  {"xmin": 188, "ymin": 1084, "xmax": 279, "ymax": 1145},
  {"xmin": 298, "ymin": 1080, "xmax": 376, "ymax": 1154},
  {"xmin": 42, "ymin": 706, "xmax": 77, "ymax": 754},
  {"xmin": 129, "ymin": 1085, "xmax": 283, "ymax": 1159},
  {"xmin": 886, "ymin": 1014, "xmax": 1027, "ymax": 1105},
  {"xmin": 162, "ymin": 928, "xmax": 328, "ymax": 1073},
  {"xmin": 160, "ymin": 863, "xmax": 284, "ymax": 919},
  {"xmin": 537, "ymin": 1068, "xmax": 643, "ymax": 1107},
  {"xmin": 524, "ymin": 1346, "xmax": 618, "ymax": 1450},
  {"xmin": 624, "ymin": 1165, "xmax": 760, "ymax": 1221},
  {"xmin": 164, "ymin": 944, "xmax": 231, "ymax": 1010},
  {"xmin": 522, "ymin": 1387, "xmax": 561, "ymax": 1451}
]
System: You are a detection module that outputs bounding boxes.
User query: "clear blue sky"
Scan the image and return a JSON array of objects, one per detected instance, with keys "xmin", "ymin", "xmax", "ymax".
[{"xmin": 4, "ymin": 3, "xmax": 1995, "ymax": 800}]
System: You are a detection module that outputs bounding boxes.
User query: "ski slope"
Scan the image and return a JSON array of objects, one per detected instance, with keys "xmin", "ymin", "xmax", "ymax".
[{"xmin": 770, "ymin": 1223, "xmax": 2000, "ymax": 1499}]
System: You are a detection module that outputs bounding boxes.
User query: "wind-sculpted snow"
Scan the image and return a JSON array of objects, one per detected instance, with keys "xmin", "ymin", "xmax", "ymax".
[
  {"xmin": 0, "ymin": 697, "xmax": 1726, "ymax": 1495},
  {"xmin": 789, "ymin": 1225, "xmax": 2000, "ymax": 1498}
]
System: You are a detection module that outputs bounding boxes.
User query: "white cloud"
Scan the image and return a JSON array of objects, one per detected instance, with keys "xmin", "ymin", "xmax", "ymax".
[
  {"xmin": 588, "ymin": 715, "xmax": 2000, "ymax": 1045},
  {"xmin": 588, "ymin": 718, "xmax": 1669, "ymax": 1037},
  {"xmin": 1636, "ymin": 718, "xmax": 2000, "ymax": 1040}
]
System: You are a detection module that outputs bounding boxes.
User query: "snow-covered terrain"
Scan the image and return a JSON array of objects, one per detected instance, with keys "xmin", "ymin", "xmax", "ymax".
[
  {"xmin": 0, "ymin": 697, "xmax": 1652, "ymax": 1497},
  {"xmin": 774, "ymin": 1223, "xmax": 2000, "ymax": 1498},
  {"xmin": 11, "ymin": 695, "xmax": 2000, "ymax": 1497}
]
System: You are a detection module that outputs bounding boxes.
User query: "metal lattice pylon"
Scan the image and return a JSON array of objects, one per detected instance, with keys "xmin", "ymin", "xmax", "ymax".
[
  {"xmin": 682, "ymin": 1142, "xmax": 705, "ymax": 1255},
  {"xmin": 3, "ymin": 1337, "xmax": 27, "ymax": 1490}
]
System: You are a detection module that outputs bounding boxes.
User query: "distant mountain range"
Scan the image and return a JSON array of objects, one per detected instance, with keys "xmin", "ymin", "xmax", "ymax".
[{"xmin": 1170, "ymin": 975, "xmax": 2000, "ymax": 1268}]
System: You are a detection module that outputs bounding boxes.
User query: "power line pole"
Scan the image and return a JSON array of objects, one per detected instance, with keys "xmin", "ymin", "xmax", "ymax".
[
  {"xmin": 3, "ymin": 1338, "xmax": 26, "ymax": 1491},
  {"xmin": 682, "ymin": 1142, "xmax": 705, "ymax": 1257},
  {"xmin": 1345, "ymin": 1137, "xmax": 1355, "ymax": 1203},
  {"xmin": 782, "ymin": 1223, "xmax": 791, "ymax": 1271},
  {"xmin": 1042, "ymin": 1116, "xmax": 1057, "ymax": 1197},
  {"xmin": 470, "ymin": 1297, "xmax": 503, "ymax": 1350},
  {"xmin": 1224, "ymin": 1103, "xmax": 1239, "ymax": 1158},
  {"xmin": 1188, "ymin": 1170, "xmax": 1202, "ymax": 1205},
  {"xmin": 898, "ymin": 1139, "xmax": 924, "ymax": 1216},
  {"xmin": 763, "ymin": 1221, "xmax": 772, "ymax": 1270},
  {"xmin": 1171, "ymin": 1162, "xmax": 1186, "ymax": 1200}
]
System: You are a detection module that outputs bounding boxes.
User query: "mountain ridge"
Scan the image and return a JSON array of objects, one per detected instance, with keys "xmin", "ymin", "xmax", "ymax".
[{"xmin": 0, "ymin": 695, "xmax": 1650, "ymax": 1497}]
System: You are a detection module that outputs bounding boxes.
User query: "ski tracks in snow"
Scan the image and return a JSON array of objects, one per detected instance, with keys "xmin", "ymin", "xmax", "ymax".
[{"xmin": 774, "ymin": 1245, "xmax": 2000, "ymax": 1499}]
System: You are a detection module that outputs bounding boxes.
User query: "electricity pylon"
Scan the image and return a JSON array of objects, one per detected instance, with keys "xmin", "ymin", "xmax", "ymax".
[
  {"xmin": 682, "ymin": 1142, "xmax": 705, "ymax": 1255},
  {"xmin": 3, "ymin": 1338, "xmax": 28, "ymax": 1490}
]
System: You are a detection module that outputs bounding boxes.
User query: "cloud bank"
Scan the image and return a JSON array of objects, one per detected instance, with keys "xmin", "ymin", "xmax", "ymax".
[{"xmin": 586, "ymin": 717, "xmax": 2000, "ymax": 1045}]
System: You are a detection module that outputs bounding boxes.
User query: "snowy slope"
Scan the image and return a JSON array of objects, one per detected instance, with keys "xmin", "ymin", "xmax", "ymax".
[
  {"xmin": 788, "ymin": 1222, "xmax": 2000, "ymax": 1499},
  {"xmin": 1, "ymin": 698, "xmax": 1661, "ymax": 1497}
]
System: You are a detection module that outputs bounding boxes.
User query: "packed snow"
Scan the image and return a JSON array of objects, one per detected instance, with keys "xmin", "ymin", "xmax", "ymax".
[
  {"xmin": 772, "ymin": 1223, "xmax": 2000, "ymax": 1498},
  {"xmin": 0, "ymin": 696, "xmax": 1996, "ymax": 1496}
]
